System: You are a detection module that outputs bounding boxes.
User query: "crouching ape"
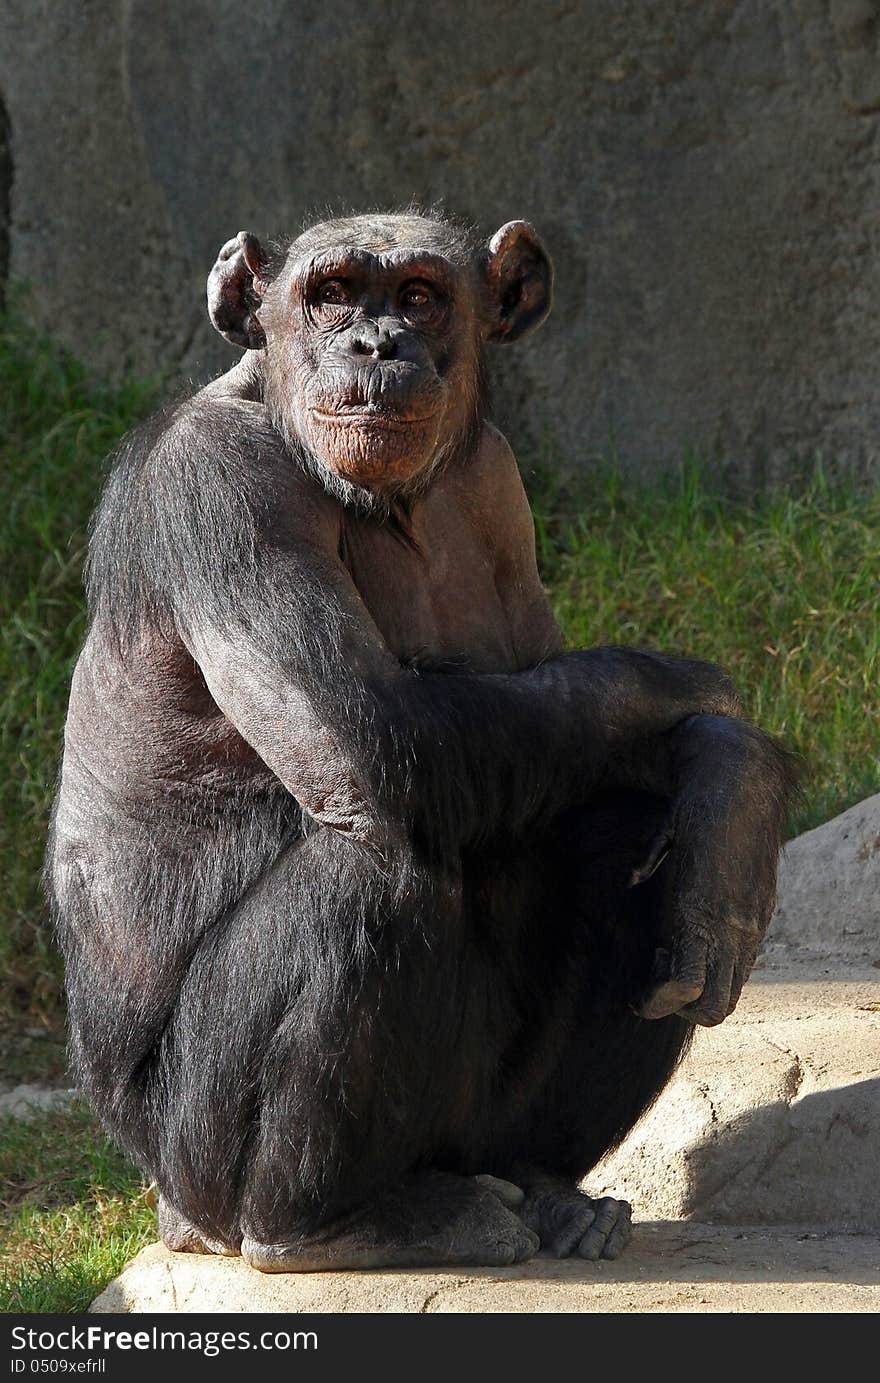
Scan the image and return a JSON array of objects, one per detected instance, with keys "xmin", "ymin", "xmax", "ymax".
[{"xmin": 47, "ymin": 210, "xmax": 793, "ymax": 1271}]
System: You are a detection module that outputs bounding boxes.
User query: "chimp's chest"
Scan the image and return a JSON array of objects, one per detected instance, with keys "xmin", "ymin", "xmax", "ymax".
[{"xmin": 338, "ymin": 496, "xmax": 517, "ymax": 673}]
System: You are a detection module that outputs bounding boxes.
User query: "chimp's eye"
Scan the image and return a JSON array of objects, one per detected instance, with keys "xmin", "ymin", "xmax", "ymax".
[
  {"xmin": 316, "ymin": 279, "xmax": 352, "ymax": 306},
  {"xmin": 400, "ymin": 281, "xmax": 437, "ymax": 311}
]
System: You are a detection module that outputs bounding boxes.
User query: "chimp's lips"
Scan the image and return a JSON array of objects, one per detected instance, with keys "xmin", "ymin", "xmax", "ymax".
[{"xmin": 311, "ymin": 408, "xmax": 438, "ymax": 429}]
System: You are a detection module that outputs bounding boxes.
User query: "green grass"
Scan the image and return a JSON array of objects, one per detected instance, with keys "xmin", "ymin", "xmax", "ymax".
[
  {"xmin": 527, "ymin": 454, "xmax": 880, "ymax": 836},
  {"xmin": 0, "ymin": 1101, "xmax": 153, "ymax": 1314},
  {"xmin": 0, "ymin": 300, "xmax": 158, "ymax": 1033}
]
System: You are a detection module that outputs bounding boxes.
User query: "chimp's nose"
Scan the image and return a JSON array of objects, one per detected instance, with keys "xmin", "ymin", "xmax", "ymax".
[{"xmin": 350, "ymin": 324, "xmax": 396, "ymax": 359}]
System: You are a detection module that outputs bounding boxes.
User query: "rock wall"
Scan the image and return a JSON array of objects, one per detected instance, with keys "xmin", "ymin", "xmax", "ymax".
[
  {"xmin": 2, "ymin": 0, "xmax": 880, "ymax": 477},
  {"xmin": 0, "ymin": 93, "xmax": 8, "ymax": 309}
]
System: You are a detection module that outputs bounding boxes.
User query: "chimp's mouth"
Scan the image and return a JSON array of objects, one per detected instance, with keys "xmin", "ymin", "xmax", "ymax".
[{"xmin": 312, "ymin": 408, "xmax": 438, "ymax": 430}]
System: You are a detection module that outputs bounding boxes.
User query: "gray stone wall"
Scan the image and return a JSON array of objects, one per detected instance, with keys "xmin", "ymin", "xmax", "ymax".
[
  {"xmin": 0, "ymin": 93, "xmax": 9, "ymax": 309},
  {"xmin": 2, "ymin": 0, "xmax": 880, "ymax": 477}
]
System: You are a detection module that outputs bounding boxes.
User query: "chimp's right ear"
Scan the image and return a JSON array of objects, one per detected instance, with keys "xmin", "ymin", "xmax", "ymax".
[{"xmin": 207, "ymin": 232, "xmax": 268, "ymax": 349}]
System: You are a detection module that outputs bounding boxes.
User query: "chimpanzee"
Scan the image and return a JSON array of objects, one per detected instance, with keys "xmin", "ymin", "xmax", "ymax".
[{"xmin": 47, "ymin": 211, "xmax": 792, "ymax": 1271}]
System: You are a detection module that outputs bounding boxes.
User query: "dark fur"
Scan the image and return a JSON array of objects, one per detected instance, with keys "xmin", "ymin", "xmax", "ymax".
[{"xmin": 47, "ymin": 211, "xmax": 795, "ymax": 1260}]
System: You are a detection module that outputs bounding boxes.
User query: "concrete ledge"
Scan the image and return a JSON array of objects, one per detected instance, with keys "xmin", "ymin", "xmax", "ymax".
[
  {"xmin": 766, "ymin": 793, "xmax": 880, "ymax": 959},
  {"xmin": 590, "ymin": 968, "xmax": 880, "ymax": 1228},
  {"xmin": 91, "ymin": 1225, "xmax": 880, "ymax": 1314}
]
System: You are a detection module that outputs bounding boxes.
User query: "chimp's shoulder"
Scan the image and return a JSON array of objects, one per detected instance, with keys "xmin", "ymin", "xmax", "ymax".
[{"xmin": 158, "ymin": 380, "xmax": 280, "ymax": 470}]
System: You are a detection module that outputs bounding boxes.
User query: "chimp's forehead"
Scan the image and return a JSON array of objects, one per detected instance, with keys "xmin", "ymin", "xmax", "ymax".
[{"xmin": 287, "ymin": 214, "xmax": 478, "ymax": 268}]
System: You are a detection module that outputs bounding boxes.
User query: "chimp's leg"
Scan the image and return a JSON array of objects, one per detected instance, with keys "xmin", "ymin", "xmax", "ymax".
[
  {"xmin": 155, "ymin": 827, "xmax": 537, "ymax": 1271},
  {"xmin": 477, "ymin": 792, "xmax": 693, "ymax": 1261}
]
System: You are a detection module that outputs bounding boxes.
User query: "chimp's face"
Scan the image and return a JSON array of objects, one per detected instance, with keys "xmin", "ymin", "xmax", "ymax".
[
  {"xmin": 263, "ymin": 216, "xmax": 484, "ymax": 493},
  {"xmin": 208, "ymin": 212, "xmax": 553, "ymax": 502}
]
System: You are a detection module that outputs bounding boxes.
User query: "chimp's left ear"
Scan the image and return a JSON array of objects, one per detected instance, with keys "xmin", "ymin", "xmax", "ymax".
[{"xmin": 480, "ymin": 221, "xmax": 553, "ymax": 344}]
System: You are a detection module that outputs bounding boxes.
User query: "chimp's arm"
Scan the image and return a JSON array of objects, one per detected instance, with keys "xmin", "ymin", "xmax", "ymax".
[
  {"xmin": 125, "ymin": 405, "xmax": 737, "ymax": 864},
  {"xmin": 483, "ymin": 428, "xmax": 795, "ymax": 1025}
]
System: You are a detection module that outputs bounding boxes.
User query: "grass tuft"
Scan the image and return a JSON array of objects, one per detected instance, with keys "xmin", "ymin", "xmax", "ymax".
[
  {"xmin": 0, "ymin": 1101, "xmax": 153, "ymax": 1314},
  {"xmin": 524, "ymin": 453, "xmax": 880, "ymax": 837},
  {"xmin": 0, "ymin": 298, "xmax": 159, "ymax": 1030}
]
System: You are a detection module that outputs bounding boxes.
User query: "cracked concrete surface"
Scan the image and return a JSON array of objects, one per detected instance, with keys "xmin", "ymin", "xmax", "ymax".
[{"xmin": 590, "ymin": 968, "xmax": 880, "ymax": 1229}]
